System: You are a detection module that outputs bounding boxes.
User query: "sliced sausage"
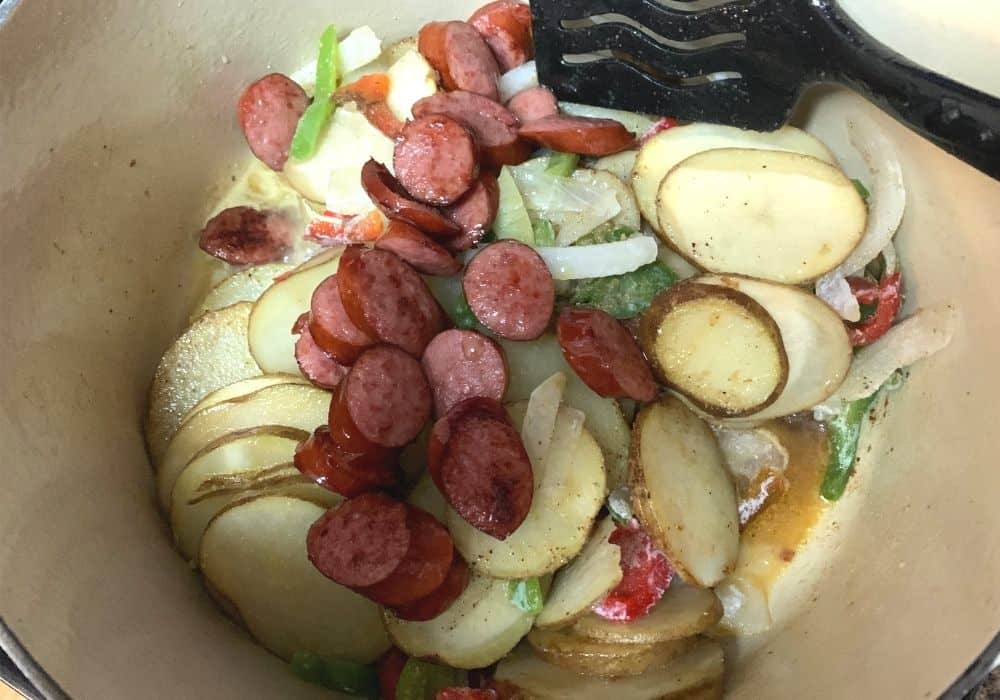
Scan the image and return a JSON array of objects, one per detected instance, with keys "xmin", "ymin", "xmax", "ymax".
[
  {"xmin": 463, "ymin": 241, "xmax": 555, "ymax": 340},
  {"xmin": 412, "ymin": 91, "xmax": 531, "ymax": 169},
  {"xmin": 199, "ymin": 206, "xmax": 291, "ymax": 265},
  {"xmin": 392, "ymin": 556, "xmax": 470, "ymax": 622},
  {"xmin": 309, "ymin": 274, "xmax": 375, "ymax": 365},
  {"xmin": 375, "ymin": 219, "xmax": 462, "ymax": 277},
  {"xmin": 306, "ymin": 493, "xmax": 411, "ymax": 588},
  {"xmin": 326, "ymin": 381, "xmax": 403, "ymax": 463},
  {"xmin": 427, "ymin": 397, "xmax": 512, "ymax": 488},
  {"xmin": 469, "ymin": 1, "xmax": 534, "ymax": 72},
  {"xmin": 394, "ymin": 115, "xmax": 479, "ymax": 206},
  {"xmin": 422, "ymin": 330, "xmax": 509, "ymax": 418},
  {"xmin": 361, "ymin": 159, "xmax": 462, "ymax": 239},
  {"xmin": 333, "ymin": 345, "xmax": 433, "ymax": 448},
  {"xmin": 295, "ymin": 323, "xmax": 349, "ymax": 390},
  {"xmin": 439, "ymin": 411, "xmax": 534, "ymax": 540},
  {"xmin": 519, "ymin": 115, "xmax": 636, "ymax": 156},
  {"xmin": 294, "ymin": 426, "xmax": 398, "ymax": 498},
  {"xmin": 358, "ymin": 505, "xmax": 455, "ymax": 606},
  {"xmin": 443, "ymin": 174, "xmax": 501, "ymax": 252},
  {"xmin": 556, "ymin": 307, "xmax": 657, "ymax": 402},
  {"xmin": 506, "ymin": 86, "xmax": 558, "ymax": 123},
  {"xmin": 418, "ymin": 21, "xmax": 501, "ymax": 101},
  {"xmin": 338, "ymin": 247, "xmax": 447, "ymax": 357},
  {"xmin": 237, "ymin": 73, "xmax": 309, "ymax": 171}
]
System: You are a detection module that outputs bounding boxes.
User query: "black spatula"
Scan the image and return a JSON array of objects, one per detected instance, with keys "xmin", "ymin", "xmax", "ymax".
[{"xmin": 531, "ymin": 0, "xmax": 1000, "ymax": 178}]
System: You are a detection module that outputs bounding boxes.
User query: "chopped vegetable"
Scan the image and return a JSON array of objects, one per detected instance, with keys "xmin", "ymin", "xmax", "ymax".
[
  {"xmin": 847, "ymin": 272, "xmax": 903, "ymax": 346},
  {"xmin": 424, "ymin": 275, "xmax": 481, "ymax": 331},
  {"xmin": 532, "ymin": 219, "xmax": 556, "ymax": 246},
  {"xmin": 574, "ymin": 224, "xmax": 633, "ymax": 246},
  {"xmin": 819, "ymin": 391, "xmax": 880, "ymax": 502},
  {"xmin": 291, "ymin": 651, "xmax": 380, "ymax": 697},
  {"xmin": 377, "ymin": 648, "xmax": 409, "ymax": 700},
  {"xmin": 534, "ymin": 235, "xmax": 659, "ymax": 281},
  {"xmin": 291, "ymin": 25, "xmax": 341, "ymax": 161},
  {"xmin": 507, "ymin": 578, "xmax": 545, "ymax": 614},
  {"xmin": 638, "ymin": 116, "xmax": 678, "ymax": 145},
  {"xmin": 592, "ymin": 520, "xmax": 673, "ymax": 622},
  {"xmin": 545, "ymin": 152, "xmax": 579, "ymax": 177},
  {"xmin": 852, "ymin": 178, "xmax": 871, "ymax": 200},
  {"xmin": 396, "ymin": 659, "xmax": 467, "ymax": 700},
  {"xmin": 570, "ymin": 261, "xmax": 677, "ymax": 319},
  {"xmin": 498, "ymin": 60, "xmax": 539, "ymax": 102},
  {"xmin": 493, "ymin": 167, "xmax": 534, "ymax": 244},
  {"xmin": 607, "ymin": 486, "xmax": 633, "ymax": 526}
]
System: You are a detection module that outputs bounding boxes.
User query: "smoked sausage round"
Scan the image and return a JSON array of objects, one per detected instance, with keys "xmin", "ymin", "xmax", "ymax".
[
  {"xmin": 237, "ymin": 73, "xmax": 309, "ymax": 171},
  {"xmin": 463, "ymin": 241, "xmax": 554, "ymax": 340}
]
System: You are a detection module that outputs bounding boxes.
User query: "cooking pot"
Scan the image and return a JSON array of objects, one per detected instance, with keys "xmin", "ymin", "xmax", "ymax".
[{"xmin": 1, "ymin": 0, "xmax": 998, "ymax": 698}]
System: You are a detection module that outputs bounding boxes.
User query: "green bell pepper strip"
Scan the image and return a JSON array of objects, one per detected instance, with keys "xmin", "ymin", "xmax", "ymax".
[
  {"xmin": 290, "ymin": 651, "xmax": 379, "ymax": 698},
  {"xmin": 570, "ymin": 261, "xmax": 678, "ymax": 320},
  {"xmin": 851, "ymin": 178, "xmax": 871, "ymax": 201},
  {"xmin": 545, "ymin": 152, "xmax": 579, "ymax": 177},
  {"xmin": 290, "ymin": 25, "xmax": 340, "ymax": 161},
  {"xmin": 395, "ymin": 659, "xmax": 466, "ymax": 700},
  {"xmin": 532, "ymin": 218, "xmax": 556, "ymax": 247},
  {"xmin": 819, "ymin": 393, "xmax": 880, "ymax": 501},
  {"xmin": 507, "ymin": 578, "xmax": 544, "ymax": 614}
]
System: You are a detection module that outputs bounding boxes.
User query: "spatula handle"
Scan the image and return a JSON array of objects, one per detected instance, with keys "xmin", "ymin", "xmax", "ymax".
[{"xmin": 824, "ymin": 7, "xmax": 1000, "ymax": 178}]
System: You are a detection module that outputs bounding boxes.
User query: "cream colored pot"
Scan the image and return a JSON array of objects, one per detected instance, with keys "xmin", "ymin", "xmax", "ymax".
[{"xmin": 1, "ymin": 0, "xmax": 998, "ymax": 698}]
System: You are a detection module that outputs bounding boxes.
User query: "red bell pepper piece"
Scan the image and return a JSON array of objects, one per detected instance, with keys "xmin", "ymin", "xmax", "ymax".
[
  {"xmin": 846, "ymin": 272, "xmax": 903, "ymax": 347},
  {"xmin": 592, "ymin": 520, "xmax": 673, "ymax": 621},
  {"xmin": 639, "ymin": 117, "xmax": 679, "ymax": 145}
]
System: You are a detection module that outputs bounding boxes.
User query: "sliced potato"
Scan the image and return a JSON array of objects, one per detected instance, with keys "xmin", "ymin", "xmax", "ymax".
[
  {"xmin": 171, "ymin": 427, "xmax": 307, "ymax": 561},
  {"xmin": 180, "ymin": 374, "xmax": 308, "ymax": 426},
  {"xmin": 494, "ymin": 640, "xmax": 724, "ymax": 699},
  {"xmin": 536, "ymin": 516, "xmax": 621, "ymax": 629},
  {"xmin": 146, "ymin": 302, "xmax": 261, "ymax": 466},
  {"xmin": 629, "ymin": 398, "xmax": 739, "ymax": 587},
  {"xmin": 640, "ymin": 282, "xmax": 788, "ymax": 418},
  {"xmin": 657, "ymin": 149, "xmax": 866, "ymax": 284},
  {"xmin": 200, "ymin": 495, "xmax": 389, "ymax": 664},
  {"xmin": 190, "ymin": 263, "xmax": 294, "ymax": 321},
  {"xmin": 527, "ymin": 627, "xmax": 699, "ymax": 678},
  {"xmin": 448, "ymin": 407, "xmax": 606, "ymax": 579},
  {"xmin": 247, "ymin": 248, "xmax": 343, "ymax": 375},
  {"xmin": 156, "ymin": 383, "xmax": 330, "ymax": 511},
  {"xmin": 501, "ymin": 335, "xmax": 631, "ymax": 489},
  {"xmin": 383, "ymin": 573, "xmax": 535, "ymax": 669},
  {"xmin": 591, "ymin": 151, "xmax": 638, "ymax": 182},
  {"xmin": 632, "ymin": 123, "xmax": 836, "ymax": 234},
  {"xmin": 698, "ymin": 275, "xmax": 852, "ymax": 423},
  {"xmin": 573, "ymin": 585, "xmax": 722, "ymax": 644}
]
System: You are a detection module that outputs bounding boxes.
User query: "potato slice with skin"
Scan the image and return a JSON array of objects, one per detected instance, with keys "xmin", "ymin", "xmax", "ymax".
[
  {"xmin": 629, "ymin": 397, "xmax": 739, "ymax": 587},
  {"xmin": 697, "ymin": 275, "xmax": 853, "ymax": 424},
  {"xmin": 536, "ymin": 516, "xmax": 621, "ymax": 629},
  {"xmin": 572, "ymin": 585, "xmax": 722, "ymax": 644},
  {"xmin": 180, "ymin": 374, "xmax": 308, "ymax": 426},
  {"xmin": 447, "ymin": 407, "xmax": 606, "ymax": 579},
  {"xmin": 495, "ymin": 640, "xmax": 725, "ymax": 700},
  {"xmin": 146, "ymin": 302, "xmax": 261, "ymax": 466},
  {"xmin": 657, "ymin": 149, "xmax": 866, "ymax": 284},
  {"xmin": 156, "ymin": 383, "xmax": 330, "ymax": 511},
  {"xmin": 383, "ymin": 573, "xmax": 535, "ymax": 669},
  {"xmin": 639, "ymin": 282, "xmax": 788, "ymax": 418},
  {"xmin": 632, "ymin": 122, "xmax": 836, "ymax": 234},
  {"xmin": 200, "ymin": 495, "xmax": 389, "ymax": 664},
  {"xmin": 247, "ymin": 248, "xmax": 344, "ymax": 376},
  {"xmin": 170, "ymin": 427, "xmax": 307, "ymax": 561},
  {"xmin": 189, "ymin": 262, "xmax": 294, "ymax": 321},
  {"xmin": 527, "ymin": 627, "xmax": 699, "ymax": 678}
]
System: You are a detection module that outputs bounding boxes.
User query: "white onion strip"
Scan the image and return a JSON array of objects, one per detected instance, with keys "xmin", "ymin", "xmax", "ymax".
[
  {"xmin": 534, "ymin": 235, "xmax": 658, "ymax": 280},
  {"xmin": 498, "ymin": 60, "xmax": 538, "ymax": 102}
]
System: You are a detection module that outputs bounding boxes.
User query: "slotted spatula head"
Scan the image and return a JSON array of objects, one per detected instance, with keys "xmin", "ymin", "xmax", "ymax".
[{"xmin": 531, "ymin": 0, "xmax": 1000, "ymax": 177}]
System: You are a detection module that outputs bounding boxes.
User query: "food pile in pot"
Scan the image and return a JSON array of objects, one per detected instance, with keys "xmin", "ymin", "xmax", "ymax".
[{"xmin": 144, "ymin": 3, "xmax": 957, "ymax": 697}]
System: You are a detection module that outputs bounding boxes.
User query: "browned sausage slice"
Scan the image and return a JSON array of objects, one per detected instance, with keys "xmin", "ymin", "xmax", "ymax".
[
  {"xmin": 309, "ymin": 274, "xmax": 375, "ymax": 365},
  {"xmin": 519, "ymin": 115, "xmax": 636, "ymax": 156},
  {"xmin": 507, "ymin": 86, "xmax": 559, "ymax": 123},
  {"xmin": 338, "ymin": 247, "xmax": 447, "ymax": 357},
  {"xmin": 393, "ymin": 115, "xmax": 479, "ymax": 206},
  {"xmin": 294, "ymin": 321, "xmax": 349, "ymax": 390},
  {"xmin": 427, "ymin": 397, "xmax": 512, "ymax": 488},
  {"xmin": 199, "ymin": 206, "xmax": 292, "ymax": 265},
  {"xmin": 412, "ymin": 91, "xmax": 531, "ymax": 169},
  {"xmin": 422, "ymin": 330, "xmax": 509, "ymax": 417},
  {"xmin": 443, "ymin": 174, "xmax": 501, "ymax": 252},
  {"xmin": 237, "ymin": 73, "xmax": 309, "ymax": 171},
  {"xmin": 439, "ymin": 411, "xmax": 534, "ymax": 540},
  {"xmin": 306, "ymin": 493, "xmax": 411, "ymax": 588},
  {"xmin": 340, "ymin": 345, "xmax": 433, "ymax": 448},
  {"xmin": 418, "ymin": 21, "xmax": 501, "ymax": 100},
  {"xmin": 463, "ymin": 240, "xmax": 555, "ymax": 340},
  {"xmin": 469, "ymin": 1, "xmax": 534, "ymax": 72},
  {"xmin": 375, "ymin": 220, "xmax": 462, "ymax": 277},
  {"xmin": 391, "ymin": 556, "xmax": 471, "ymax": 621},
  {"xmin": 294, "ymin": 426, "xmax": 399, "ymax": 498},
  {"xmin": 557, "ymin": 307, "xmax": 657, "ymax": 402},
  {"xmin": 361, "ymin": 159, "xmax": 462, "ymax": 239}
]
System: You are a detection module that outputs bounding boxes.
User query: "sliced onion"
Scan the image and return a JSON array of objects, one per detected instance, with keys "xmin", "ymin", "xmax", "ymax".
[
  {"xmin": 712, "ymin": 427, "xmax": 789, "ymax": 486},
  {"xmin": 814, "ymin": 306, "xmax": 957, "ymax": 416},
  {"xmin": 290, "ymin": 26, "xmax": 383, "ymax": 92},
  {"xmin": 815, "ymin": 274, "xmax": 861, "ymax": 322},
  {"xmin": 498, "ymin": 60, "xmax": 538, "ymax": 102},
  {"xmin": 881, "ymin": 240, "xmax": 899, "ymax": 275},
  {"xmin": 534, "ymin": 235, "xmax": 658, "ymax": 280},
  {"xmin": 558, "ymin": 102, "xmax": 660, "ymax": 137},
  {"xmin": 522, "ymin": 372, "xmax": 567, "ymax": 484}
]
